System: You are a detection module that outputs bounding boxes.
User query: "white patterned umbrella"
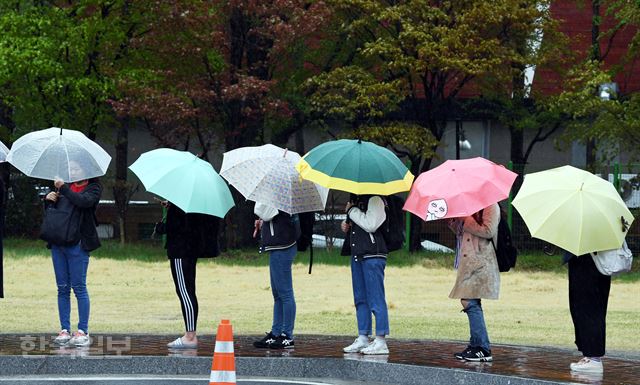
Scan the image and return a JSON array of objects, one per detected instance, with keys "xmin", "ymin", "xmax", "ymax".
[
  {"xmin": 6, "ymin": 127, "xmax": 111, "ymax": 182},
  {"xmin": 220, "ymin": 144, "xmax": 328, "ymax": 214}
]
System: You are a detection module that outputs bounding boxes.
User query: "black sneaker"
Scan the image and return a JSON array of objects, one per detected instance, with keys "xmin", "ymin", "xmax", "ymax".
[
  {"xmin": 454, "ymin": 346, "xmax": 473, "ymax": 360},
  {"xmin": 253, "ymin": 332, "xmax": 278, "ymax": 348},
  {"xmin": 271, "ymin": 333, "xmax": 295, "ymax": 349},
  {"xmin": 460, "ymin": 346, "xmax": 492, "ymax": 362}
]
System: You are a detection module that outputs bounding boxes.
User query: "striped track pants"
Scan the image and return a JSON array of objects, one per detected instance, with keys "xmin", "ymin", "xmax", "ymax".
[{"xmin": 170, "ymin": 258, "xmax": 198, "ymax": 332}]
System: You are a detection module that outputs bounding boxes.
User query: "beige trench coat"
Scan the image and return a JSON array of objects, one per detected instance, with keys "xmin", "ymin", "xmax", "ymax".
[{"xmin": 449, "ymin": 203, "xmax": 501, "ymax": 300}]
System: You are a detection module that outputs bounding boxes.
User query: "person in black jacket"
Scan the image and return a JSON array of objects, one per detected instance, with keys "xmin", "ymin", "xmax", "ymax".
[
  {"xmin": 45, "ymin": 175, "xmax": 102, "ymax": 347},
  {"xmin": 159, "ymin": 201, "xmax": 220, "ymax": 349},
  {"xmin": 340, "ymin": 194, "xmax": 390, "ymax": 355},
  {"xmin": 252, "ymin": 202, "xmax": 299, "ymax": 349},
  {"xmin": 563, "ymin": 250, "xmax": 610, "ymax": 374}
]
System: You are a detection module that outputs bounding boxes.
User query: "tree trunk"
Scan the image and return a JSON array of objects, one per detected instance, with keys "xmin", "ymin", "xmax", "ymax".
[
  {"xmin": 408, "ymin": 155, "xmax": 428, "ymax": 252},
  {"xmin": 113, "ymin": 118, "xmax": 130, "ymax": 245}
]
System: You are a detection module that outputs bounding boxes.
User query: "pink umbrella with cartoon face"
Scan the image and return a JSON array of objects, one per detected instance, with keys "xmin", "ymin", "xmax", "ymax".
[{"xmin": 403, "ymin": 157, "xmax": 517, "ymax": 221}]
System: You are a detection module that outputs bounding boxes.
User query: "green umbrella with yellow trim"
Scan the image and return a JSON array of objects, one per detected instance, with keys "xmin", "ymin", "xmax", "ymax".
[{"xmin": 295, "ymin": 139, "xmax": 414, "ymax": 195}]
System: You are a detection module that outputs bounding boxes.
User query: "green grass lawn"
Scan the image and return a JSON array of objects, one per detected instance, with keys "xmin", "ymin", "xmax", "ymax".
[{"xmin": 2, "ymin": 238, "xmax": 639, "ymax": 352}]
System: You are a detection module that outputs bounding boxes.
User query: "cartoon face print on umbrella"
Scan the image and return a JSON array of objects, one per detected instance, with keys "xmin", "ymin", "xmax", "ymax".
[{"xmin": 426, "ymin": 198, "xmax": 448, "ymax": 221}]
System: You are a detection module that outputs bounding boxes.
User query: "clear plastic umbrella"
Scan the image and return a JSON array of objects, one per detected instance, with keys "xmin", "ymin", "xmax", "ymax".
[
  {"xmin": 6, "ymin": 127, "xmax": 111, "ymax": 182},
  {"xmin": 0, "ymin": 141, "xmax": 8, "ymax": 162}
]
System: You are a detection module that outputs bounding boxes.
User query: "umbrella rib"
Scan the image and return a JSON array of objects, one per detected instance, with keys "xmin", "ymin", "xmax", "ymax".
[{"xmin": 27, "ymin": 136, "xmax": 65, "ymax": 178}]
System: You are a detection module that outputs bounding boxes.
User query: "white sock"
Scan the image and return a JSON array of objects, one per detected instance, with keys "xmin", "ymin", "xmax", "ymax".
[
  {"xmin": 357, "ymin": 335, "xmax": 369, "ymax": 344},
  {"xmin": 375, "ymin": 335, "xmax": 386, "ymax": 343}
]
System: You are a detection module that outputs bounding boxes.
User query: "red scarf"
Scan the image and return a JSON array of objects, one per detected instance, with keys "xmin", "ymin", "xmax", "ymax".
[{"xmin": 70, "ymin": 181, "xmax": 88, "ymax": 193}]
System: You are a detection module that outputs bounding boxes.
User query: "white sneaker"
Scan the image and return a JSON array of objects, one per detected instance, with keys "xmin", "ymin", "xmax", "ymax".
[
  {"xmin": 343, "ymin": 337, "xmax": 369, "ymax": 353},
  {"xmin": 360, "ymin": 339, "xmax": 389, "ymax": 355},
  {"xmin": 69, "ymin": 330, "xmax": 91, "ymax": 347},
  {"xmin": 53, "ymin": 330, "xmax": 71, "ymax": 345},
  {"xmin": 570, "ymin": 357, "xmax": 603, "ymax": 373}
]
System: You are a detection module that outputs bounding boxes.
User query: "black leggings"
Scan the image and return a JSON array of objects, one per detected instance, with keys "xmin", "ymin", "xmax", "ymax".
[
  {"xmin": 568, "ymin": 255, "xmax": 611, "ymax": 357},
  {"xmin": 170, "ymin": 258, "xmax": 198, "ymax": 332}
]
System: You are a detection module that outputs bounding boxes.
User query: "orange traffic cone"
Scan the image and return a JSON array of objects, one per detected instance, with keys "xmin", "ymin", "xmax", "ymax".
[{"xmin": 209, "ymin": 319, "xmax": 236, "ymax": 385}]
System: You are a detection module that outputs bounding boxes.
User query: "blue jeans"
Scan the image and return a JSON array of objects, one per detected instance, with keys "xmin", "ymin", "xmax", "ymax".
[
  {"xmin": 269, "ymin": 245, "xmax": 296, "ymax": 338},
  {"xmin": 351, "ymin": 257, "xmax": 389, "ymax": 336},
  {"xmin": 51, "ymin": 243, "xmax": 90, "ymax": 333},
  {"xmin": 463, "ymin": 299, "xmax": 490, "ymax": 351}
]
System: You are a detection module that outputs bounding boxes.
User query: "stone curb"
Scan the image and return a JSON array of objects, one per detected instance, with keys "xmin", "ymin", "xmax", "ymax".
[{"xmin": 0, "ymin": 355, "xmax": 567, "ymax": 385}]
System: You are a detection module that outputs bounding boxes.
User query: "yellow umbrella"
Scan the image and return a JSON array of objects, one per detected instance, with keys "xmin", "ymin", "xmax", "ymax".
[{"xmin": 512, "ymin": 165, "xmax": 634, "ymax": 256}]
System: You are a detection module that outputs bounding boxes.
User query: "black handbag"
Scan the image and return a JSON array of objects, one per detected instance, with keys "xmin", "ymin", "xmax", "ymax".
[{"xmin": 40, "ymin": 205, "xmax": 80, "ymax": 246}]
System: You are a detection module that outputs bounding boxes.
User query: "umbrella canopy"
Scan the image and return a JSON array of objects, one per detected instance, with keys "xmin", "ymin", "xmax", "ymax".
[
  {"xmin": 0, "ymin": 141, "xmax": 8, "ymax": 162},
  {"xmin": 403, "ymin": 157, "xmax": 517, "ymax": 221},
  {"xmin": 129, "ymin": 148, "xmax": 234, "ymax": 217},
  {"xmin": 220, "ymin": 144, "xmax": 328, "ymax": 214},
  {"xmin": 512, "ymin": 165, "xmax": 634, "ymax": 256},
  {"xmin": 295, "ymin": 139, "xmax": 413, "ymax": 195},
  {"xmin": 6, "ymin": 127, "xmax": 111, "ymax": 182}
]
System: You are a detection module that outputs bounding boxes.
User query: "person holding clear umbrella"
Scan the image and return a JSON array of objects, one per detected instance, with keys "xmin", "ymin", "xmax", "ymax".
[{"xmin": 43, "ymin": 163, "xmax": 102, "ymax": 347}]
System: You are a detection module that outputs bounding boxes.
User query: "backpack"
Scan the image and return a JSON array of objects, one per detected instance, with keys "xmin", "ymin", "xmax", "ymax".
[
  {"xmin": 381, "ymin": 195, "xmax": 405, "ymax": 252},
  {"xmin": 490, "ymin": 211, "xmax": 518, "ymax": 272},
  {"xmin": 590, "ymin": 240, "xmax": 633, "ymax": 276}
]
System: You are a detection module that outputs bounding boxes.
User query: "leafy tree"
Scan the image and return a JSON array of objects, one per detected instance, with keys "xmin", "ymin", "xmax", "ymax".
[
  {"xmin": 0, "ymin": 1, "xmax": 147, "ymax": 243},
  {"xmin": 552, "ymin": 60, "xmax": 640, "ymax": 166},
  {"xmin": 464, "ymin": 0, "xmax": 568, "ymax": 180},
  {"xmin": 548, "ymin": 1, "xmax": 640, "ymax": 170},
  {"xmin": 307, "ymin": 0, "xmax": 555, "ymax": 250},
  {"xmin": 115, "ymin": 0, "xmax": 330, "ymax": 248}
]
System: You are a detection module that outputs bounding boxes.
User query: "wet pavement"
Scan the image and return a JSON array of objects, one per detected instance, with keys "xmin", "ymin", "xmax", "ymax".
[{"xmin": 0, "ymin": 334, "xmax": 638, "ymax": 385}]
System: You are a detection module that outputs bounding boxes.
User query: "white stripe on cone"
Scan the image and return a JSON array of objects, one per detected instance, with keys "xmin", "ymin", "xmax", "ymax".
[
  {"xmin": 214, "ymin": 341, "xmax": 234, "ymax": 353},
  {"xmin": 209, "ymin": 370, "xmax": 236, "ymax": 383}
]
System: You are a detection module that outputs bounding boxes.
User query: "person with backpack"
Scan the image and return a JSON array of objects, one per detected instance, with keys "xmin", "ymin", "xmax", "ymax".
[
  {"xmin": 340, "ymin": 194, "xmax": 390, "ymax": 355},
  {"xmin": 252, "ymin": 202, "xmax": 300, "ymax": 349},
  {"xmin": 448, "ymin": 202, "xmax": 500, "ymax": 362}
]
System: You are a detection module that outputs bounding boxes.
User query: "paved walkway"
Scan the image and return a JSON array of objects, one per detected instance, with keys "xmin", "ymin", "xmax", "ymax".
[{"xmin": 0, "ymin": 334, "xmax": 638, "ymax": 385}]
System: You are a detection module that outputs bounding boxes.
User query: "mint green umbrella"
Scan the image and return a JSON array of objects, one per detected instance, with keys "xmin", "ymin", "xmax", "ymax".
[{"xmin": 129, "ymin": 148, "xmax": 234, "ymax": 217}]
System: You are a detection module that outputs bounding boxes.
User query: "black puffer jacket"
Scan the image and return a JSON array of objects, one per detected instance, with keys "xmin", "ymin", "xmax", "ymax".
[
  {"xmin": 44, "ymin": 180, "xmax": 102, "ymax": 252},
  {"xmin": 164, "ymin": 204, "xmax": 220, "ymax": 260}
]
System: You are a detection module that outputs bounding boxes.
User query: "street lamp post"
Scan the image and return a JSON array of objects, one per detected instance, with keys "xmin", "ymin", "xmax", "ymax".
[
  {"xmin": 587, "ymin": 82, "xmax": 618, "ymax": 170},
  {"xmin": 455, "ymin": 118, "xmax": 471, "ymax": 160}
]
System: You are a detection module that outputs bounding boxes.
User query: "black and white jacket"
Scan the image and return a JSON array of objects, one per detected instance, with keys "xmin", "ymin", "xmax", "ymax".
[
  {"xmin": 346, "ymin": 195, "xmax": 388, "ymax": 260},
  {"xmin": 255, "ymin": 203, "xmax": 298, "ymax": 252}
]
